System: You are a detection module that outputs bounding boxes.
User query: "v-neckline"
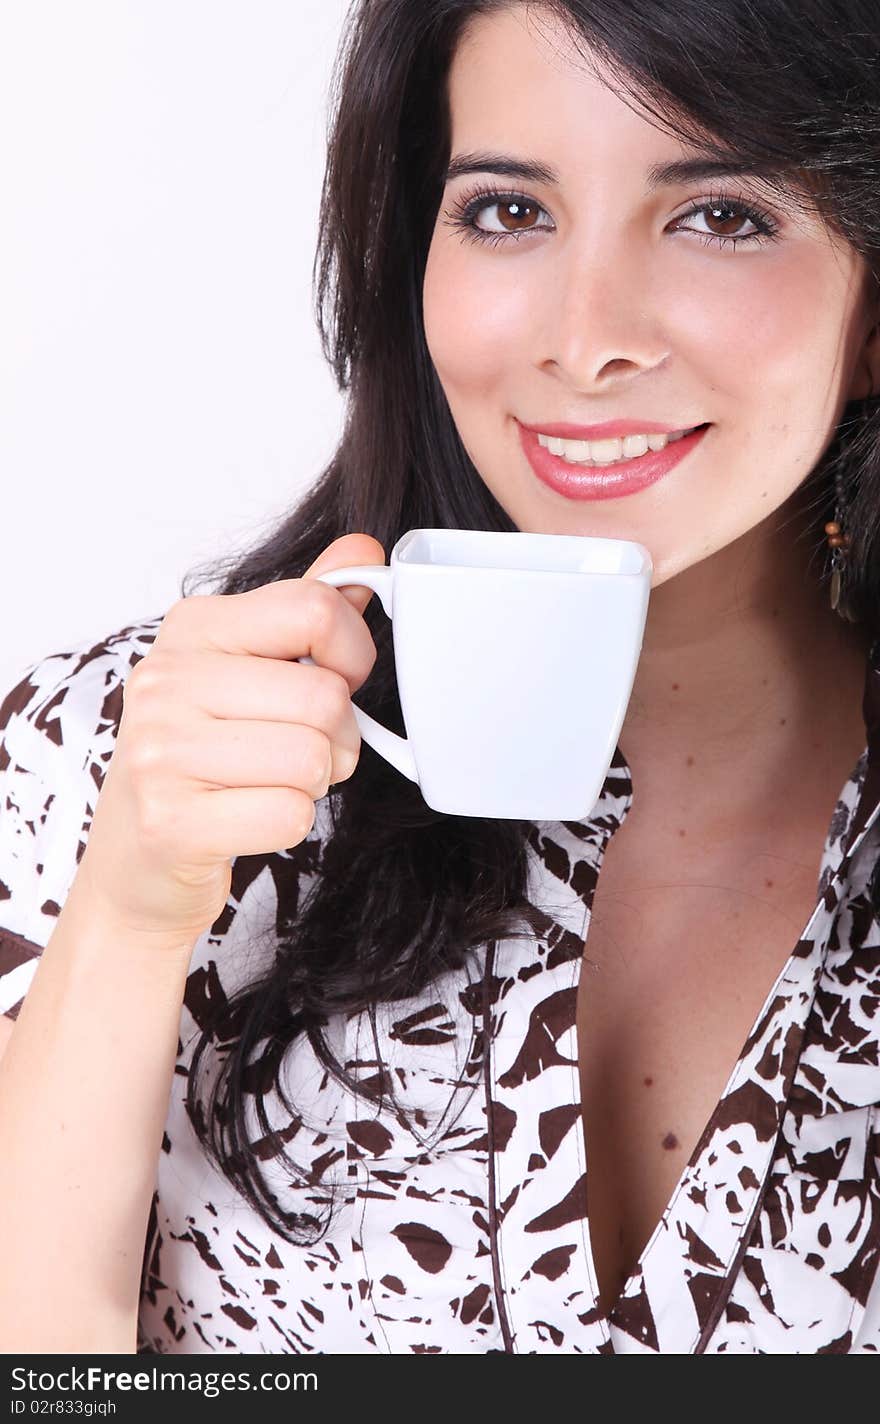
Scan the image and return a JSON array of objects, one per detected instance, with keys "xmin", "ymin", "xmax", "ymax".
[
  {"xmin": 572, "ymin": 785, "xmax": 872, "ymax": 1345},
  {"xmin": 598, "ymin": 869, "xmax": 850, "ymax": 1349},
  {"xmin": 491, "ymin": 727, "xmax": 880, "ymax": 1354}
]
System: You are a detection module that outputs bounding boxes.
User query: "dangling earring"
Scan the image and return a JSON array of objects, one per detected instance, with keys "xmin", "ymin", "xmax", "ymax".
[
  {"xmin": 825, "ymin": 353, "xmax": 876, "ymax": 620},
  {"xmin": 825, "ymin": 468, "xmax": 853, "ymax": 619}
]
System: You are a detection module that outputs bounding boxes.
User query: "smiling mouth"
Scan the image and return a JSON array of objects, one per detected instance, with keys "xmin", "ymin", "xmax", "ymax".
[
  {"xmin": 533, "ymin": 425, "xmax": 704, "ymax": 468},
  {"xmin": 518, "ymin": 421, "xmax": 712, "ymax": 502}
]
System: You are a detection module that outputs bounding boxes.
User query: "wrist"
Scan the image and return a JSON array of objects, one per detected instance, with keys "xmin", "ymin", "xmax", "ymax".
[{"xmin": 61, "ymin": 872, "xmax": 201, "ymax": 964}]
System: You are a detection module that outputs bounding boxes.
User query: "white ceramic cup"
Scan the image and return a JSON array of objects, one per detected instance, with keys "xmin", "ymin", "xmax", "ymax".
[{"xmin": 298, "ymin": 528, "xmax": 651, "ymax": 820}]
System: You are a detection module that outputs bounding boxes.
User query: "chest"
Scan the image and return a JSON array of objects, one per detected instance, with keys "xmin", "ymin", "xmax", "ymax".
[{"xmin": 575, "ymin": 855, "xmax": 824, "ymax": 1316}]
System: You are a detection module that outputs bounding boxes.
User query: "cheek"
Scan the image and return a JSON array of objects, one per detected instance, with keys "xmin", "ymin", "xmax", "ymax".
[
  {"xmin": 673, "ymin": 251, "xmax": 843, "ymax": 409},
  {"xmin": 752, "ymin": 259, "xmax": 858, "ymax": 432},
  {"xmin": 423, "ymin": 240, "xmax": 530, "ymax": 398}
]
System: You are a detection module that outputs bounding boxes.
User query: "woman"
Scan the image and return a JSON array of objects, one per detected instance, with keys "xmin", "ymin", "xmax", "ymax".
[{"xmin": 1, "ymin": 0, "xmax": 879, "ymax": 1354}]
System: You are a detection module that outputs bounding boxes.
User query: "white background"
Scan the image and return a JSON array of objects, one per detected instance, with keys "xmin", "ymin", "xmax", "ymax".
[{"xmin": 0, "ymin": 0, "xmax": 351, "ymax": 691}]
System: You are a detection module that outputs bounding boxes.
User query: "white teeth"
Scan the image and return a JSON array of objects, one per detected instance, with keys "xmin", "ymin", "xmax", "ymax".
[{"xmin": 536, "ymin": 426, "xmax": 698, "ymax": 465}]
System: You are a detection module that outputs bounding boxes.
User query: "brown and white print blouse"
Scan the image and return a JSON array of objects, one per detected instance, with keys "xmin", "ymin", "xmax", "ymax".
[{"xmin": 1, "ymin": 616, "xmax": 880, "ymax": 1354}]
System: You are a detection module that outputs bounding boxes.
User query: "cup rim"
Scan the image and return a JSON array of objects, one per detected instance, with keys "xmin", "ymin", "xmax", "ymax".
[{"xmin": 392, "ymin": 527, "xmax": 652, "ymax": 577}]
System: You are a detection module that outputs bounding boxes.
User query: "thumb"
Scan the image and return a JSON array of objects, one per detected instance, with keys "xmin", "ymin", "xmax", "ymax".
[{"xmin": 302, "ymin": 532, "xmax": 387, "ymax": 616}]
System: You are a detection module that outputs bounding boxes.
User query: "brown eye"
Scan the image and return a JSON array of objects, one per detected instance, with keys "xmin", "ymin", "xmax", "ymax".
[
  {"xmin": 444, "ymin": 187, "xmax": 554, "ymax": 246},
  {"xmin": 673, "ymin": 193, "xmax": 779, "ymax": 252},
  {"xmin": 490, "ymin": 199, "xmax": 541, "ymax": 232},
  {"xmin": 700, "ymin": 202, "xmax": 755, "ymax": 238}
]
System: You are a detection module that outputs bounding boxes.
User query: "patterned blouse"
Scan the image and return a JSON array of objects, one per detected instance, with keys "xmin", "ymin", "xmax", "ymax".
[{"xmin": 1, "ymin": 616, "xmax": 880, "ymax": 1355}]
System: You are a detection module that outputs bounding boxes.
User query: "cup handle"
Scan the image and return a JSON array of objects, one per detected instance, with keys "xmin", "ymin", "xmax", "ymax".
[{"xmin": 296, "ymin": 565, "xmax": 419, "ymax": 784}]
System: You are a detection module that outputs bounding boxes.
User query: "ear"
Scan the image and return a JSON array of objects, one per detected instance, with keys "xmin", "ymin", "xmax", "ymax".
[{"xmin": 848, "ymin": 276, "xmax": 880, "ymax": 401}]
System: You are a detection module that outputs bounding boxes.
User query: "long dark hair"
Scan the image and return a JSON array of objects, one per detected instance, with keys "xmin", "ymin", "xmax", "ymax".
[{"xmin": 180, "ymin": 0, "xmax": 880, "ymax": 1244}]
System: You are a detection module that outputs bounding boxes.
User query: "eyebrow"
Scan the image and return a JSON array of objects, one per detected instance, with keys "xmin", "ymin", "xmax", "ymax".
[{"xmin": 444, "ymin": 151, "xmax": 773, "ymax": 192}]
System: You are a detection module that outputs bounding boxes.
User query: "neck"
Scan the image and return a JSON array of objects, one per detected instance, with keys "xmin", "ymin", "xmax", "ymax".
[{"xmin": 620, "ymin": 487, "xmax": 871, "ymax": 822}]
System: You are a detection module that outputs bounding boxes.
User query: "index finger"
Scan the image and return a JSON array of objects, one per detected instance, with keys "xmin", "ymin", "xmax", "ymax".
[{"xmin": 153, "ymin": 577, "xmax": 379, "ymax": 695}]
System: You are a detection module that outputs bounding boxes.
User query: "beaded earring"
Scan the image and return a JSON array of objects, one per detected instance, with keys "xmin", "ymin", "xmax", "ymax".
[
  {"xmin": 825, "ymin": 346, "xmax": 879, "ymax": 621},
  {"xmin": 825, "ymin": 467, "xmax": 853, "ymax": 620}
]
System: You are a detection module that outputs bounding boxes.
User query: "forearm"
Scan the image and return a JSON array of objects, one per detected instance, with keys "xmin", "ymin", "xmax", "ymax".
[{"xmin": 0, "ymin": 880, "xmax": 196, "ymax": 1352}]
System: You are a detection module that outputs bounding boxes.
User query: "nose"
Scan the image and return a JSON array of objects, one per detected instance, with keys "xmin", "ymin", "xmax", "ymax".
[{"xmin": 537, "ymin": 239, "xmax": 670, "ymax": 391}]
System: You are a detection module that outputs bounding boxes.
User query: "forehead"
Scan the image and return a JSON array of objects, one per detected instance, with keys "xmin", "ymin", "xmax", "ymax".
[{"xmin": 447, "ymin": 6, "xmax": 665, "ymax": 154}]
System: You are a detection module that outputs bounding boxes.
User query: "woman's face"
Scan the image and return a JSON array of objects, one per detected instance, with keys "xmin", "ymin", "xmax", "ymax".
[{"xmin": 422, "ymin": 6, "xmax": 880, "ymax": 586}]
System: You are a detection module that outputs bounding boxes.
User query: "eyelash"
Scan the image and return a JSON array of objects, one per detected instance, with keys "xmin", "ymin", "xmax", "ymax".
[{"xmin": 442, "ymin": 181, "xmax": 782, "ymax": 254}]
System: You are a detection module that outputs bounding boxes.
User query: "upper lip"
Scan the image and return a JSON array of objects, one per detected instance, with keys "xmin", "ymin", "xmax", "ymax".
[{"xmin": 519, "ymin": 417, "xmax": 704, "ymax": 439}]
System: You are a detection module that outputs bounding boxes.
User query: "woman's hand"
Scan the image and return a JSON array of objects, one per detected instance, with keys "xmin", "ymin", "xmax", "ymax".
[{"xmin": 73, "ymin": 533, "xmax": 385, "ymax": 944}]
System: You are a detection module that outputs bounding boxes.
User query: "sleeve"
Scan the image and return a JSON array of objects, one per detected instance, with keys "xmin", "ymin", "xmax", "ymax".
[{"xmin": 0, "ymin": 620, "xmax": 163, "ymax": 1020}]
